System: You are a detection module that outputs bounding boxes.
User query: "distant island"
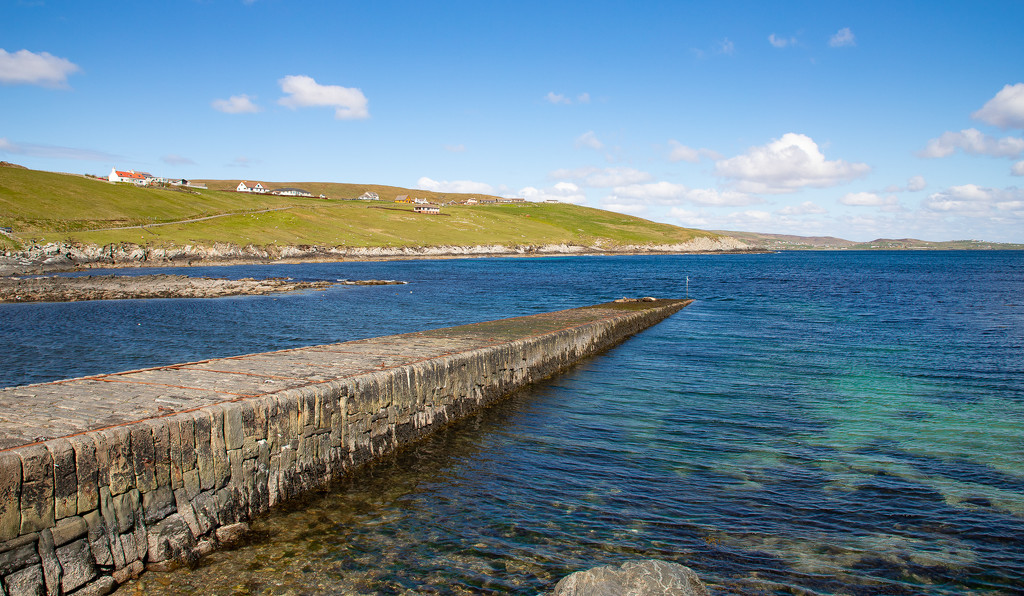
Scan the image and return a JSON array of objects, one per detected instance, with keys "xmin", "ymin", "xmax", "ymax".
[{"xmin": 1, "ymin": 163, "xmax": 1020, "ymax": 275}]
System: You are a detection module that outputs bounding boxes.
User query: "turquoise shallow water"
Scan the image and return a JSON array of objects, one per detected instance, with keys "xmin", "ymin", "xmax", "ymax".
[{"xmin": 2, "ymin": 251, "xmax": 1022, "ymax": 594}]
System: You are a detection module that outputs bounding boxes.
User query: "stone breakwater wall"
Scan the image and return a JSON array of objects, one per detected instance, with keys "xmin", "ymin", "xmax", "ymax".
[{"xmin": 0, "ymin": 300, "xmax": 689, "ymax": 595}]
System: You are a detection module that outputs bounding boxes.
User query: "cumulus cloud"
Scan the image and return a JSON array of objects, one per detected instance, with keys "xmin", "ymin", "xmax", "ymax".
[
  {"xmin": 607, "ymin": 181, "xmax": 761, "ymax": 206},
  {"xmin": 548, "ymin": 166, "xmax": 652, "ymax": 187},
  {"xmin": 602, "ymin": 203, "xmax": 649, "ymax": 216},
  {"xmin": 918, "ymin": 128, "xmax": 1024, "ymax": 158},
  {"xmin": 417, "ymin": 177, "xmax": 496, "ymax": 195},
  {"xmin": 577, "ymin": 92, "xmax": 591, "ymax": 104},
  {"xmin": 212, "ymin": 94, "xmax": 260, "ymax": 114},
  {"xmin": 668, "ymin": 208, "xmax": 710, "ymax": 227},
  {"xmin": 840, "ymin": 192, "xmax": 900, "ymax": 207},
  {"xmin": 161, "ymin": 154, "xmax": 196, "ymax": 166},
  {"xmin": 719, "ymin": 38, "xmax": 736, "ymax": 55},
  {"xmin": 0, "ymin": 48, "xmax": 79, "ymax": 87},
  {"xmin": 1012, "ymin": 161, "xmax": 1024, "ymax": 176},
  {"xmin": 575, "ymin": 131, "xmax": 604, "ymax": 150},
  {"xmin": 545, "ymin": 92, "xmax": 571, "ymax": 105},
  {"xmin": 668, "ymin": 140, "xmax": 721, "ymax": 163},
  {"xmin": 923, "ymin": 184, "xmax": 1024, "ymax": 217},
  {"xmin": 519, "ymin": 182, "xmax": 588, "ymax": 204},
  {"xmin": 972, "ymin": 83, "xmax": 1024, "ymax": 130},
  {"xmin": 777, "ymin": 201, "xmax": 827, "ymax": 215},
  {"xmin": 443, "ymin": 144, "xmax": 466, "ymax": 153},
  {"xmin": 278, "ymin": 75, "xmax": 369, "ymax": 120},
  {"xmin": 714, "ymin": 133, "xmax": 870, "ymax": 194},
  {"xmin": 768, "ymin": 34, "xmax": 796, "ymax": 48},
  {"xmin": 0, "ymin": 137, "xmax": 118, "ymax": 161},
  {"xmin": 907, "ymin": 175, "xmax": 927, "ymax": 191},
  {"xmin": 829, "ymin": 27, "xmax": 856, "ymax": 48}
]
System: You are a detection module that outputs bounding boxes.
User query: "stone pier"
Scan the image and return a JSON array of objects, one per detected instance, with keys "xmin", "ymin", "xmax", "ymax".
[{"xmin": 0, "ymin": 299, "xmax": 690, "ymax": 595}]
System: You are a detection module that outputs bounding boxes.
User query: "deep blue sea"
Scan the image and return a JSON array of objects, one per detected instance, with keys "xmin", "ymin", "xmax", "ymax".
[{"xmin": 2, "ymin": 252, "xmax": 1022, "ymax": 595}]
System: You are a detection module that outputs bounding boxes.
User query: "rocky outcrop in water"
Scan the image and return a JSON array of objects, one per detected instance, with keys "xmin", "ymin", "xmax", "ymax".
[
  {"xmin": 551, "ymin": 560, "xmax": 710, "ymax": 596},
  {"xmin": 0, "ymin": 274, "xmax": 337, "ymax": 302},
  {"xmin": 0, "ymin": 237, "xmax": 749, "ymax": 275}
]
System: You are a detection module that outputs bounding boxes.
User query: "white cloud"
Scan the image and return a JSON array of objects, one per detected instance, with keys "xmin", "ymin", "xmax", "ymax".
[
  {"xmin": 768, "ymin": 34, "xmax": 796, "ymax": 48},
  {"xmin": 575, "ymin": 131, "xmax": 604, "ymax": 150},
  {"xmin": 923, "ymin": 185, "xmax": 1024, "ymax": 218},
  {"xmin": 0, "ymin": 48, "xmax": 79, "ymax": 87},
  {"xmin": 719, "ymin": 38, "xmax": 735, "ymax": 55},
  {"xmin": 607, "ymin": 181, "xmax": 761, "ymax": 206},
  {"xmin": 577, "ymin": 92, "xmax": 591, "ymax": 104},
  {"xmin": 278, "ymin": 75, "xmax": 369, "ymax": 120},
  {"xmin": 714, "ymin": 132, "xmax": 870, "ymax": 194},
  {"xmin": 161, "ymin": 154, "xmax": 196, "ymax": 166},
  {"xmin": 212, "ymin": 94, "xmax": 260, "ymax": 114},
  {"xmin": 545, "ymin": 92, "xmax": 571, "ymax": 105},
  {"xmin": 519, "ymin": 182, "xmax": 588, "ymax": 204},
  {"xmin": 907, "ymin": 175, "xmax": 927, "ymax": 191},
  {"xmin": 227, "ymin": 156, "xmax": 260, "ymax": 168},
  {"xmin": 417, "ymin": 177, "xmax": 496, "ymax": 195},
  {"xmin": 0, "ymin": 137, "xmax": 118, "ymax": 161},
  {"xmin": 972, "ymin": 83, "xmax": 1024, "ymax": 130},
  {"xmin": 548, "ymin": 166, "xmax": 652, "ymax": 187},
  {"xmin": 1012, "ymin": 161, "xmax": 1024, "ymax": 176},
  {"xmin": 840, "ymin": 192, "xmax": 899, "ymax": 207},
  {"xmin": 918, "ymin": 128, "xmax": 1024, "ymax": 158},
  {"xmin": 668, "ymin": 208, "xmax": 710, "ymax": 227},
  {"xmin": 777, "ymin": 201, "xmax": 827, "ymax": 215},
  {"xmin": 443, "ymin": 144, "xmax": 466, "ymax": 153},
  {"xmin": 829, "ymin": 27, "xmax": 856, "ymax": 48},
  {"xmin": 668, "ymin": 140, "xmax": 721, "ymax": 163}
]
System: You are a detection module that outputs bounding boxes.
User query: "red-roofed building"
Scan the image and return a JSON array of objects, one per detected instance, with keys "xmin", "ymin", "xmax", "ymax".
[{"xmin": 108, "ymin": 168, "xmax": 150, "ymax": 185}]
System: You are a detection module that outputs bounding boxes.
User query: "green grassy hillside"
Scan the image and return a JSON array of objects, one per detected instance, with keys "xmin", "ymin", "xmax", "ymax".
[{"xmin": 0, "ymin": 166, "xmax": 716, "ymax": 251}]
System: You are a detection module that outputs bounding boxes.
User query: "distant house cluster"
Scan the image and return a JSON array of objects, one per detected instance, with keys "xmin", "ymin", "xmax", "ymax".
[
  {"xmin": 236, "ymin": 181, "xmax": 315, "ymax": 197},
  {"xmin": 356, "ymin": 192, "xmax": 380, "ymax": 200},
  {"xmin": 108, "ymin": 168, "xmax": 205, "ymax": 189}
]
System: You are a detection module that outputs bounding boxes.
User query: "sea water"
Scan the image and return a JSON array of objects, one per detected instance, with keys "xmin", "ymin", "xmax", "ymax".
[{"xmin": 2, "ymin": 252, "xmax": 1022, "ymax": 594}]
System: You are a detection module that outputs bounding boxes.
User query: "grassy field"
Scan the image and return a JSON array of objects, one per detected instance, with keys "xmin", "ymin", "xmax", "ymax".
[{"xmin": 0, "ymin": 166, "xmax": 715, "ymax": 250}]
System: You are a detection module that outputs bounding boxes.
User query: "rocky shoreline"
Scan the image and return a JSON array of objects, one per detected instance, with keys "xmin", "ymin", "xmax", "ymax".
[
  {"xmin": 0, "ymin": 237, "xmax": 751, "ymax": 276},
  {"xmin": 0, "ymin": 274, "xmax": 341, "ymax": 302}
]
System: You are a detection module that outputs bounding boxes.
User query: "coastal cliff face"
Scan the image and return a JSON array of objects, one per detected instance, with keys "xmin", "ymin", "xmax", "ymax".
[{"xmin": 0, "ymin": 237, "xmax": 748, "ymax": 273}]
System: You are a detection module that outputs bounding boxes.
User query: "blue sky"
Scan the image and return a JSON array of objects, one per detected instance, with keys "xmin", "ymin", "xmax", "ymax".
[{"xmin": 3, "ymin": 0, "xmax": 1024, "ymax": 243}]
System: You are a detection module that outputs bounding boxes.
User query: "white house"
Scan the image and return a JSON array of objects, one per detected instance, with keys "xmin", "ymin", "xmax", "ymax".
[
  {"xmin": 109, "ymin": 168, "xmax": 149, "ymax": 185},
  {"xmin": 236, "ymin": 181, "xmax": 267, "ymax": 193},
  {"xmin": 413, "ymin": 197, "xmax": 429, "ymax": 204},
  {"xmin": 414, "ymin": 205, "xmax": 441, "ymax": 215},
  {"xmin": 357, "ymin": 191, "xmax": 380, "ymax": 201},
  {"xmin": 271, "ymin": 187, "xmax": 313, "ymax": 197}
]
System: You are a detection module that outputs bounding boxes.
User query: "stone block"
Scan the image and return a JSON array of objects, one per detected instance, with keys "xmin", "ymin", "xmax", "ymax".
[
  {"xmin": 172, "ymin": 490, "xmax": 201, "ymax": 538},
  {"xmin": 177, "ymin": 415, "xmax": 197, "ymax": 473},
  {"xmin": 3, "ymin": 563, "xmax": 44, "ymax": 596},
  {"xmin": 55, "ymin": 538, "xmax": 95, "ymax": 593},
  {"xmin": 191, "ymin": 491, "xmax": 218, "ymax": 533},
  {"xmin": 118, "ymin": 533, "xmax": 136, "ymax": 566},
  {"xmin": 96, "ymin": 488, "xmax": 125, "ymax": 569},
  {"xmin": 181, "ymin": 469, "xmax": 200, "ymax": 501},
  {"xmin": 224, "ymin": 406, "xmax": 243, "ymax": 451},
  {"xmin": 141, "ymin": 485, "xmax": 175, "ymax": 526},
  {"xmin": 167, "ymin": 416, "xmax": 183, "ymax": 490},
  {"xmin": 99, "ymin": 428, "xmax": 133, "ymax": 496},
  {"xmin": 132, "ymin": 516, "xmax": 147, "ymax": 561},
  {"xmin": 35, "ymin": 529, "xmax": 62, "ymax": 596},
  {"xmin": 17, "ymin": 446, "xmax": 54, "ymax": 535},
  {"xmin": 551, "ymin": 559, "xmax": 710, "ymax": 596},
  {"xmin": 50, "ymin": 516, "xmax": 87, "ymax": 547},
  {"xmin": 69, "ymin": 435, "xmax": 98, "ymax": 515},
  {"xmin": 72, "ymin": 575, "xmax": 116, "ymax": 596},
  {"xmin": 0, "ymin": 539, "xmax": 40, "ymax": 576},
  {"xmin": 145, "ymin": 513, "xmax": 195, "ymax": 564},
  {"xmin": 46, "ymin": 440, "xmax": 77, "ymax": 521},
  {"xmin": 208, "ymin": 408, "xmax": 230, "ymax": 490},
  {"xmin": 129, "ymin": 426, "xmax": 156, "ymax": 493},
  {"xmin": 228, "ymin": 449, "xmax": 243, "ymax": 490},
  {"xmin": 110, "ymin": 559, "xmax": 142, "ymax": 585},
  {"xmin": 0, "ymin": 451, "xmax": 21, "ymax": 542},
  {"xmin": 193, "ymin": 413, "xmax": 213, "ymax": 491},
  {"xmin": 110, "ymin": 489, "xmax": 139, "ymax": 534},
  {"xmin": 214, "ymin": 522, "xmax": 248, "ymax": 545},
  {"xmin": 82, "ymin": 511, "xmax": 111, "ymax": 568},
  {"xmin": 145, "ymin": 419, "xmax": 171, "ymax": 489}
]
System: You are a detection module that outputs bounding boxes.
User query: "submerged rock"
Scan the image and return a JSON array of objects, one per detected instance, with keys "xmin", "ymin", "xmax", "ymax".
[{"xmin": 551, "ymin": 559, "xmax": 710, "ymax": 596}]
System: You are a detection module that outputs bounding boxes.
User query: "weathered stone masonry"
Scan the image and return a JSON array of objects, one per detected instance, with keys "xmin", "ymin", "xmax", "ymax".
[{"xmin": 0, "ymin": 299, "xmax": 689, "ymax": 595}]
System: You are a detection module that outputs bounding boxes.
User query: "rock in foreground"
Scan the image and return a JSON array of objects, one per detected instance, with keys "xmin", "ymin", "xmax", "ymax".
[{"xmin": 552, "ymin": 560, "xmax": 710, "ymax": 596}]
